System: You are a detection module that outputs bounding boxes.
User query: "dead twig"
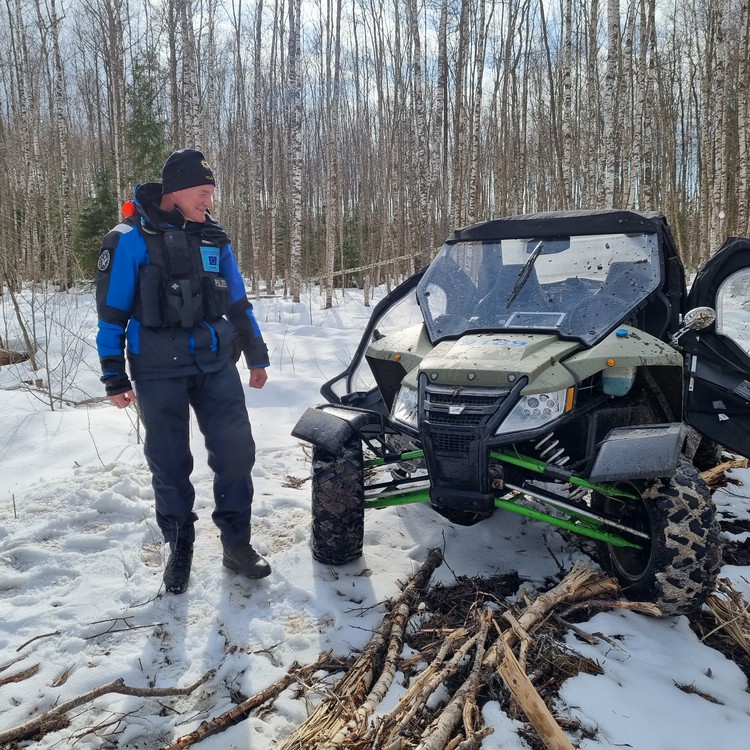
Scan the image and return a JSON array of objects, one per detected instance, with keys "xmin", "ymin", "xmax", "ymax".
[
  {"xmin": 703, "ymin": 578, "xmax": 750, "ymax": 656},
  {"xmin": 0, "ymin": 670, "xmax": 215, "ymax": 746},
  {"xmin": 0, "ymin": 663, "xmax": 40, "ymax": 687},
  {"xmin": 163, "ymin": 654, "xmax": 331, "ymax": 749},
  {"xmin": 15, "ymin": 630, "xmax": 61, "ymax": 652}
]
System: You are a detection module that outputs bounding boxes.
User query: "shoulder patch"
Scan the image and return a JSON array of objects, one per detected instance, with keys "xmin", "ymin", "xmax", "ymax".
[{"xmin": 97, "ymin": 248, "xmax": 112, "ymax": 272}]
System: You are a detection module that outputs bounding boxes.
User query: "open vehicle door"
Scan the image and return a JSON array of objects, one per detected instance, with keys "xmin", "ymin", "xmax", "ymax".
[{"xmin": 682, "ymin": 237, "xmax": 750, "ymax": 458}]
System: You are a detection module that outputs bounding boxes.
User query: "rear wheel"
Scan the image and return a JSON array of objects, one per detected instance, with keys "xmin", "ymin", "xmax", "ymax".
[
  {"xmin": 310, "ymin": 436, "xmax": 365, "ymax": 565},
  {"xmin": 592, "ymin": 460, "xmax": 721, "ymax": 616}
]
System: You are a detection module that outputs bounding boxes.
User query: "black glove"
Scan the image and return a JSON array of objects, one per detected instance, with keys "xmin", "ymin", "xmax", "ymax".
[{"xmin": 101, "ymin": 372, "xmax": 133, "ymax": 397}]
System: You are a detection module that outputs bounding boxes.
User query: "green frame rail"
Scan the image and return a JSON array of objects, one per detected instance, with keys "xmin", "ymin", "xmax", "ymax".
[{"xmin": 362, "ymin": 448, "xmax": 642, "ymax": 550}]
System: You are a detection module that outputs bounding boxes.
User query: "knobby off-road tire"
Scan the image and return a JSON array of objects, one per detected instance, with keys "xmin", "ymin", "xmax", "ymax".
[
  {"xmin": 692, "ymin": 437, "xmax": 723, "ymax": 472},
  {"xmin": 592, "ymin": 460, "xmax": 721, "ymax": 616},
  {"xmin": 310, "ymin": 436, "xmax": 365, "ymax": 565}
]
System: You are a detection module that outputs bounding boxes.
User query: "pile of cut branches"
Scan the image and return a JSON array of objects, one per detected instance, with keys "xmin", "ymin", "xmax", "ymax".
[{"xmin": 277, "ymin": 549, "xmax": 651, "ymax": 750}]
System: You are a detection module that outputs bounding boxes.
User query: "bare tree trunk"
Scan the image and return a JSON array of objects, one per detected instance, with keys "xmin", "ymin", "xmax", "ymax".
[
  {"xmin": 603, "ymin": 0, "xmax": 620, "ymax": 206},
  {"xmin": 709, "ymin": 2, "xmax": 727, "ymax": 253},
  {"xmin": 251, "ymin": 0, "xmax": 265, "ymax": 296},
  {"xmin": 407, "ymin": 0, "xmax": 432, "ymax": 267},
  {"xmin": 48, "ymin": 0, "xmax": 72, "ymax": 288},
  {"xmin": 451, "ymin": 0, "xmax": 470, "ymax": 228},
  {"xmin": 585, "ymin": 0, "xmax": 600, "ymax": 206},
  {"xmin": 8, "ymin": 0, "xmax": 41, "ymax": 279},
  {"xmin": 167, "ymin": 0, "xmax": 180, "ymax": 147},
  {"xmin": 434, "ymin": 0, "xmax": 449, "ymax": 230},
  {"xmin": 641, "ymin": 0, "xmax": 657, "ymax": 209},
  {"xmin": 106, "ymin": 0, "xmax": 127, "ymax": 203},
  {"xmin": 538, "ymin": 0, "xmax": 566, "ymax": 208},
  {"xmin": 324, "ymin": 0, "xmax": 342, "ymax": 309},
  {"xmin": 739, "ymin": 0, "xmax": 750, "ymax": 236},
  {"xmin": 288, "ymin": 0, "xmax": 303, "ymax": 302},
  {"xmin": 467, "ymin": 0, "xmax": 487, "ymax": 223},
  {"xmin": 179, "ymin": 0, "xmax": 200, "ymax": 147},
  {"xmin": 561, "ymin": 0, "xmax": 573, "ymax": 208}
]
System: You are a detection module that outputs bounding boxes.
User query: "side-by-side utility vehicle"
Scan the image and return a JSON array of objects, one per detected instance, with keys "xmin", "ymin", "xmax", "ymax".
[{"xmin": 293, "ymin": 209, "xmax": 750, "ymax": 614}]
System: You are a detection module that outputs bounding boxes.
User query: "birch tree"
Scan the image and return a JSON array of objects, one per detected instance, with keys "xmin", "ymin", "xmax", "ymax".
[
  {"xmin": 739, "ymin": 0, "xmax": 750, "ymax": 235},
  {"xmin": 288, "ymin": 0, "xmax": 303, "ymax": 302},
  {"xmin": 324, "ymin": 0, "xmax": 342, "ymax": 308},
  {"xmin": 603, "ymin": 0, "xmax": 621, "ymax": 206}
]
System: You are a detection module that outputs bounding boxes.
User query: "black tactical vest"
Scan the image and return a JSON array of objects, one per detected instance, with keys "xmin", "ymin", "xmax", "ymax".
[{"xmin": 136, "ymin": 226, "xmax": 230, "ymax": 328}]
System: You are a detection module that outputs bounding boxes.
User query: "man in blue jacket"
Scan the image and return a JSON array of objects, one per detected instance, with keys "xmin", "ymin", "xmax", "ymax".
[{"xmin": 96, "ymin": 148, "xmax": 271, "ymax": 594}]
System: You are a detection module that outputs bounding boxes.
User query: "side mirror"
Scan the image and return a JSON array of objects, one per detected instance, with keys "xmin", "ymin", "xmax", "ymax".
[
  {"xmin": 683, "ymin": 306, "xmax": 716, "ymax": 331},
  {"xmin": 671, "ymin": 306, "xmax": 716, "ymax": 346}
]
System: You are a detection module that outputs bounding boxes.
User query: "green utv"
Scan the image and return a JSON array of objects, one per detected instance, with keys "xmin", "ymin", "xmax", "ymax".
[{"xmin": 293, "ymin": 209, "xmax": 750, "ymax": 615}]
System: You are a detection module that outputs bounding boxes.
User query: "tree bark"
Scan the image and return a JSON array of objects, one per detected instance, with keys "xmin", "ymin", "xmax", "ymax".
[{"xmin": 288, "ymin": 0, "xmax": 303, "ymax": 302}]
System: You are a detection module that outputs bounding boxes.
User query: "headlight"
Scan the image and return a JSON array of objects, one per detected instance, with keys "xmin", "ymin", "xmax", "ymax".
[
  {"xmin": 392, "ymin": 385, "xmax": 419, "ymax": 428},
  {"xmin": 495, "ymin": 387, "xmax": 573, "ymax": 435}
]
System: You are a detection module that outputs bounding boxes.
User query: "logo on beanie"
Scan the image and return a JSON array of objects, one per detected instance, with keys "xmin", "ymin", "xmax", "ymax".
[{"xmin": 162, "ymin": 149, "xmax": 216, "ymax": 194}]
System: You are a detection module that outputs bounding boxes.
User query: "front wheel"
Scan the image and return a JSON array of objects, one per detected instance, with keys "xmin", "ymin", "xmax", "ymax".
[
  {"xmin": 310, "ymin": 436, "xmax": 365, "ymax": 565},
  {"xmin": 592, "ymin": 460, "xmax": 721, "ymax": 616}
]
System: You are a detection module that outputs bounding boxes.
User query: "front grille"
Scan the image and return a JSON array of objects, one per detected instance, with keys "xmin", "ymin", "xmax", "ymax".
[
  {"xmin": 428, "ymin": 412, "xmax": 485, "ymax": 426},
  {"xmin": 423, "ymin": 384, "xmax": 510, "ymax": 427},
  {"xmin": 431, "ymin": 432, "xmax": 474, "ymax": 453},
  {"xmin": 422, "ymin": 383, "xmax": 511, "ymax": 486}
]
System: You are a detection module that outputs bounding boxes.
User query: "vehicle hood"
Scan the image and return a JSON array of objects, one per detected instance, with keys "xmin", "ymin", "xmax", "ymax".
[{"xmin": 409, "ymin": 333, "xmax": 580, "ymax": 390}]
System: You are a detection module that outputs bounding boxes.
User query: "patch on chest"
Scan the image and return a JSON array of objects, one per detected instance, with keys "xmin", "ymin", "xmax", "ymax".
[{"xmin": 200, "ymin": 246, "xmax": 220, "ymax": 272}]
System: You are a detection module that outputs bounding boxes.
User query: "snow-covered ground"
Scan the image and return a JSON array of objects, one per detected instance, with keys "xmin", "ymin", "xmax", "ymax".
[{"xmin": 1, "ymin": 284, "xmax": 749, "ymax": 749}]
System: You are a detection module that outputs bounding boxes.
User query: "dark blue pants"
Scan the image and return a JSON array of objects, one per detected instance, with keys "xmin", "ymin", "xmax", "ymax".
[{"xmin": 135, "ymin": 363, "xmax": 256, "ymax": 547}]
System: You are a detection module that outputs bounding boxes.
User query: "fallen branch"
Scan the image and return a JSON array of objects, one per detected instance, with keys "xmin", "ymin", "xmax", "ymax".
[
  {"xmin": 15, "ymin": 630, "xmax": 61, "ymax": 652},
  {"xmin": 701, "ymin": 457, "xmax": 749, "ymax": 486},
  {"xmin": 703, "ymin": 577, "xmax": 750, "ymax": 656},
  {"xmin": 413, "ymin": 609, "xmax": 492, "ymax": 750},
  {"xmin": 479, "ymin": 563, "xmax": 618, "ymax": 750},
  {"xmin": 484, "ymin": 561, "xmax": 619, "ymax": 666},
  {"xmin": 164, "ymin": 654, "xmax": 331, "ymax": 749},
  {"xmin": 370, "ymin": 627, "xmax": 476, "ymax": 744},
  {"xmin": 0, "ymin": 663, "xmax": 40, "ymax": 687},
  {"xmin": 494, "ymin": 639, "xmax": 575, "ymax": 750},
  {"xmin": 0, "ymin": 671, "xmax": 214, "ymax": 746},
  {"xmin": 277, "ymin": 560, "xmax": 624, "ymax": 750},
  {"xmin": 324, "ymin": 600, "xmax": 411, "ymax": 748},
  {"xmin": 277, "ymin": 547, "xmax": 444, "ymax": 750}
]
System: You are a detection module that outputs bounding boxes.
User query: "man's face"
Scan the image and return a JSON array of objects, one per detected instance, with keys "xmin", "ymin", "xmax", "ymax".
[{"xmin": 172, "ymin": 184, "xmax": 215, "ymax": 223}]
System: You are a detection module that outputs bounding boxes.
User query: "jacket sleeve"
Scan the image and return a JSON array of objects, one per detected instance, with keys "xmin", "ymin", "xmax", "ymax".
[
  {"xmin": 95, "ymin": 222, "xmax": 145, "ymax": 393},
  {"xmin": 220, "ymin": 243, "xmax": 270, "ymax": 368}
]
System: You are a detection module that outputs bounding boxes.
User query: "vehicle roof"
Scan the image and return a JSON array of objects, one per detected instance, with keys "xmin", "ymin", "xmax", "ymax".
[{"xmin": 446, "ymin": 208, "xmax": 682, "ymax": 263}]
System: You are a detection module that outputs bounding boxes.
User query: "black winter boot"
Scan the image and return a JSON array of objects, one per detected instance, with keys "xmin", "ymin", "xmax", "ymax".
[
  {"xmin": 222, "ymin": 541, "xmax": 271, "ymax": 579},
  {"xmin": 164, "ymin": 540, "xmax": 194, "ymax": 594}
]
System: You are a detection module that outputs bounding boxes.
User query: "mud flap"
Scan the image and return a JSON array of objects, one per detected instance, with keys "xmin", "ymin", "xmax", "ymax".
[
  {"xmin": 588, "ymin": 423, "xmax": 686, "ymax": 482},
  {"xmin": 292, "ymin": 406, "xmax": 381, "ymax": 454}
]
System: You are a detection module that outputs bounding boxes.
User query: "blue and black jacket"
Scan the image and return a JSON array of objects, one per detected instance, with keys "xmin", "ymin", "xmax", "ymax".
[{"xmin": 96, "ymin": 183, "xmax": 269, "ymax": 395}]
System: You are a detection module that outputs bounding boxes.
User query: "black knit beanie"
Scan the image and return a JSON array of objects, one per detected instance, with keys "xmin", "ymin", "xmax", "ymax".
[{"xmin": 162, "ymin": 149, "xmax": 216, "ymax": 194}]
